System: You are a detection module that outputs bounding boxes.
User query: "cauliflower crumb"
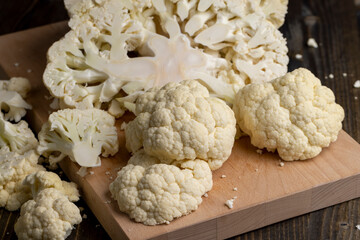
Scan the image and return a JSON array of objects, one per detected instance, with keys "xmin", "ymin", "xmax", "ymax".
[
  {"xmin": 79, "ymin": 207, "xmax": 84, "ymax": 212},
  {"xmin": 256, "ymin": 149, "xmax": 263, "ymax": 155},
  {"xmin": 95, "ymin": 225, "xmax": 100, "ymax": 228},
  {"xmin": 109, "ymin": 176, "xmax": 113, "ymax": 180},
  {"xmin": 44, "ymin": 95, "xmax": 53, "ymax": 100},
  {"xmin": 307, "ymin": 38, "xmax": 318, "ymax": 48},
  {"xmin": 279, "ymin": 161, "xmax": 285, "ymax": 167},
  {"xmin": 329, "ymin": 74, "xmax": 334, "ymax": 79},
  {"xmin": 225, "ymin": 196, "xmax": 237, "ymax": 209},
  {"xmin": 354, "ymin": 80, "xmax": 360, "ymax": 88},
  {"xmin": 120, "ymin": 122, "xmax": 127, "ymax": 130},
  {"xmin": 355, "ymin": 96, "xmax": 358, "ymax": 100},
  {"xmin": 89, "ymin": 171, "xmax": 95, "ymax": 175},
  {"xmin": 221, "ymin": 175, "xmax": 226, "ymax": 178},
  {"xmin": 27, "ymin": 69, "xmax": 32, "ymax": 73},
  {"xmin": 203, "ymin": 193, "xmax": 208, "ymax": 198},
  {"xmin": 82, "ymin": 214, "xmax": 87, "ymax": 219},
  {"xmin": 105, "ymin": 171, "xmax": 111, "ymax": 175},
  {"xmin": 49, "ymin": 98, "xmax": 59, "ymax": 110},
  {"xmin": 105, "ymin": 200, "xmax": 111, "ymax": 204},
  {"xmin": 295, "ymin": 54, "xmax": 303, "ymax": 60},
  {"xmin": 233, "ymin": 187, "xmax": 238, "ymax": 191},
  {"xmin": 356, "ymin": 225, "xmax": 360, "ymax": 230},
  {"xmin": 343, "ymin": 73, "xmax": 347, "ymax": 77},
  {"xmin": 14, "ymin": 62, "xmax": 19, "ymax": 67},
  {"xmin": 255, "ymin": 168, "xmax": 259, "ymax": 172}
]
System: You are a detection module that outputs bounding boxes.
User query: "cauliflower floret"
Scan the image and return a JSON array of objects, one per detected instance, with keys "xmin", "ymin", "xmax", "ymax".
[
  {"xmin": 23, "ymin": 171, "xmax": 79, "ymax": 202},
  {"xmin": 44, "ymin": 0, "xmax": 288, "ymax": 116},
  {"xmin": 0, "ymin": 117, "xmax": 38, "ymax": 154},
  {"xmin": 37, "ymin": 109, "xmax": 119, "ymax": 168},
  {"xmin": 125, "ymin": 80, "xmax": 236, "ymax": 170},
  {"xmin": 0, "ymin": 90, "xmax": 32, "ymax": 122},
  {"xmin": 0, "ymin": 149, "xmax": 45, "ymax": 211},
  {"xmin": 14, "ymin": 188, "xmax": 82, "ymax": 240},
  {"xmin": 0, "ymin": 77, "xmax": 31, "ymax": 98},
  {"xmin": 233, "ymin": 68, "xmax": 345, "ymax": 161},
  {"xmin": 110, "ymin": 155, "xmax": 212, "ymax": 225}
]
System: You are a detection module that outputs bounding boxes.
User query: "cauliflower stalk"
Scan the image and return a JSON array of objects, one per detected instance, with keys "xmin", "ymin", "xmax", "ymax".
[
  {"xmin": 23, "ymin": 171, "xmax": 80, "ymax": 202},
  {"xmin": 0, "ymin": 148, "xmax": 45, "ymax": 211},
  {"xmin": 110, "ymin": 150, "xmax": 212, "ymax": 225},
  {"xmin": 44, "ymin": 0, "xmax": 288, "ymax": 116},
  {"xmin": 0, "ymin": 116, "xmax": 38, "ymax": 155},
  {"xmin": 37, "ymin": 108, "xmax": 119, "ymax": 168},
  {"xmin": 14, "ymin": 188, "xmax": 82, "ymax": 240},
  {"xmin": 125, "ymin": 80, "xmax": 236, "ymax": 170},
  {"xmin": 233, "ymin": 68, "xmax": 345, "ymax": 161}
]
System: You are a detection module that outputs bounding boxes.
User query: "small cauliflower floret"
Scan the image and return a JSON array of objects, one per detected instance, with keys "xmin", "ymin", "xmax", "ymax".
[
  {"xmin": 14, "ymin": 188, "xmax": 82, "ymax": 240},
  {"xmin": 233, "ymin": 68, "xmax": 345, "ymax": 161},
  {"xmin": 109, "ymin": 156, "xmax": 212, "ymax": 225},
  {"xmin": 0, "ymin": 149, "xmax": 45, "ymax": 211},
  {"xmin": 0, "ymin": 90, "xmax": 32, "ymax": 122},
  {"xmin": 37, "ymin": 109, "xmax": 119, "ymax": 168},
  {"xmin": 125, "ymin": 80, "xmax": 236, "ymax": 170},
  {"xmin": 23, "ymin": 171, "xmax": 79, "ymax": 202},
  {"xmin": 0, "ymin": 117, "xmax": 38, "ymax": 154},
  {"xmin": 0, "ymin": 77, "xmax": 31, "ymax": 98}
]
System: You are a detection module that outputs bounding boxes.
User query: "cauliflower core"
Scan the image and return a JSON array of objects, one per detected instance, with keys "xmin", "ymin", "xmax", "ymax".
[
  {"xmin": 44, "ymin": 0, "xmax": 288, "ymax": 115},
  {"xmin": 37, "ymin": 109, "xmax": 119, "ymax": 167},
  {"xmin": 0, "ymin": 117, "xmax": 38, "ymax": 155},
  {"xmin": 110, "ymin": 152, "xmax": 212, "ymax": 225},
  {"xmin": 125, "ymin": 80, "xmax": 236, "ymax": 170},
  {"xmin": 14, "ymin": 188, "xmax": 82, "ymax": 240},
  {"xmin": 233, "ymin": 68, "xmax": 345, "ymax": 161},
  {"xmin": 0, "ymin": 148, "xmax": 44, "ymax": 211}
]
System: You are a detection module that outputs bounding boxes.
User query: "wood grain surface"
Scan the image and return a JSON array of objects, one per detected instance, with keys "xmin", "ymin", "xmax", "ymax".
[{"xmin": 0, "ymin": 0, "xmax": 360, "ymax": 239}]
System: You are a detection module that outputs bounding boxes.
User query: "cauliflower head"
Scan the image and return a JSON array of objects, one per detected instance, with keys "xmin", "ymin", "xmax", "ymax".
[
  {"xmin": 37, "ymin": 108, "xmax": 119, "ymax": 168},
  {"xmin": 23, "ymin": 171, "xmax": 80, "ymax": 202},
  {"xmin": 125, "ymin": 80, "xmax": 236, "ymax": 170},
  {"xmin": 110, "ymin": 153, "xmax": 212, "ymax": 225},
  {"xmin": 14, "ymin": 188, "xmax": 82, "ymax": 240},
  {"xmin": 233, "ymin": 68, "xmax": 345, "ymax": 161},
  {"xmin": 44, "ymin": 0, "xmax": 288, "ymax": 115},
  {"xmin": 0, "ymin": 148, "xmax": 45, "ymax": 211},
  {"xmin": 0, "ymin": 117, "xmax": 38, "ymax": 154}
]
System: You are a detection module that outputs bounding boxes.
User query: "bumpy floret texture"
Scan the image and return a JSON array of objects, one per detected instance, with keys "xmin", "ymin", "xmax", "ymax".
[
  {"xmin": 14, "ymin": 188, "xmax": 82, "ymax": 240},
  {"xmin": 0, "ymin": 77, "xmax": 31, "ymax": 98},
  {"xmin": 37, "ymin": 108, "xmax": 119, "ymax": 167},
  {"xmin": 233, "ymin": 68, "xmax": 345, "ymax": 161},
  {"xmin": 110, "ymin": 154, "xmax": 212, "ymax": 225},
  {"xmin": 44, "ymin": 0, "xmax": 288, "ymax": 115},
  {"xmin": 0, "ymin": 148, "xmax": 44, "ymax": 211},
  {"xmin": 23, "ymin": 171, "xmax": 80, "ymax": 202},
  {"xmin": 0, "ymin": 117, "xmax": 38, "ymax": 155},
  {"xmin": 125, "ymin": 80, "xmax": 236, "ymax": 170}
]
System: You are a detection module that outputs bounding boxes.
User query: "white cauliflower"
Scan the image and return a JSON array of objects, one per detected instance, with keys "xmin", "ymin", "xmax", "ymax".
[
  {"xmin": 233, "ymin": 68, "xmax": 345, "ymax": 161},
  {"xmin": 125, "ymin": 80, "xmax": 236, "ymax": 170},
  {"xmin": 44, "ymin": 0, "xmax": 288, "ymax": 115},
  {"xmin": 0, "ymin": 116, "xmax": 38, "ymax": 154},
  {"xmin": 110, "ymin": 153, "xmax": 212, "ymax": 225},
  {"xmin": 23, "ymin": 171, "xmax": 80, "ymax": 202},
  {"xmin": 0, "ymin": 77, "xmax": 31, "ymax": 98},
  {"xmin": 0, "ymin": 148, "xmax": 45, "ymax": 211},
  {"xmin": 14, "ymin": 188, "xmax": 82, "ymax": 240},
  {"xmin": 37, "ymin": 109, "xmax": 119, "ymax": 168},
  {"xmin": 0, "ymin": 90, "xmax": 32, "ymax": 122}
]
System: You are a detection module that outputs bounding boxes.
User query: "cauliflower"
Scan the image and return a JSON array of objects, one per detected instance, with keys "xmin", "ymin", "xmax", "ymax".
[
  {"xmin": 14, "ymin": 188, "xmax": 82, "ymax": 240},
  {"xmin": 109, "ymin": 153, "xmax": 212, "ymax": 225},
  {"xmin": 0, "ymin": 77, "xmax": 31, "ymax": 98},
  {"xmin": 43, "ymin": 0, "xmax": 288, "ymax": 115},
  {"xmin": 23, "ymin": 171, "xmax": 80, "ymax": 202},
  {"xmin": 0, "ymin": 116, "xmax": 38, "ymax": 154},
  {"xmin": 125, "ymin": 80, "xmax": 236, "ymax": 170},
  {"xmin": 233, "ymin": 68, "xmax": 345, "ymax": 161},
  {"xmin": 37, "ymin": 109, "xmax": 119, "ymax": 168},
  {"xmin": 0, "ymin": 148, "xmax": 45, "ymax": 211},
  {"xmin": 0, "ymin": 90, "xmax": 32, "ymax": 122}
]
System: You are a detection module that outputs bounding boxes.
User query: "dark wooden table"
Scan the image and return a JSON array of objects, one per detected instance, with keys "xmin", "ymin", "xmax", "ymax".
[{"xmin": 0, "ymin": 0, "xmax": 359, "ymax": 239}]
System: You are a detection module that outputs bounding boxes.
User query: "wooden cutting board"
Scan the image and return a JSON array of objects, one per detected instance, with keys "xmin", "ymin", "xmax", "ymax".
[{"xmin": 1, "ymin": 22, "xmax": 360, "ymax": 240}]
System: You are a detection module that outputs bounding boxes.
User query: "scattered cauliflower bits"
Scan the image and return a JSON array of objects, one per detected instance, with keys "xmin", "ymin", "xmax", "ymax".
[
  {"xmin": 37, "ymin": 109, "xmax": 119, "ymax": 168},
  {"xmin": 0, "ymin": 117, "xmax": 38, "ymax": 155},
  {"xmin": 14, "ymin": 188, "xmax": 82, "ymax": 240},
  {"xmin": 233, "ymin": 68, "xmax": 344, "ymax": 161},
  {"xmin": 0, "ymin": 149, "xmax": 45, "ymax": 211},
  {"xmin": 110, "ymin": 154, "xmax": 212, "ymax": 225},
  {"xmin": 125, "ymin": 80, "xmax": 236, "ymax": 170},
  {"xmin": 44, "ymin": 0, "xmax": 288, "ymax": 115},
  {"xmin": 0, "ymin": 77, "xmax": 32, "ymax": 122},
  {"xmin": 23, "ymin": 171, "xmax": 79, "ymax": 202}
]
